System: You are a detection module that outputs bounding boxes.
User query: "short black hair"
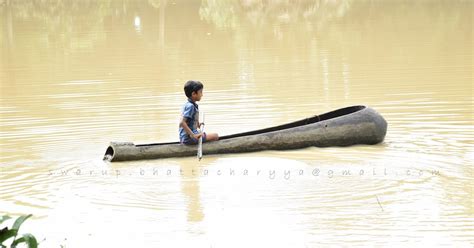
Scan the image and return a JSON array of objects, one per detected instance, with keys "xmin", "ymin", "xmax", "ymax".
[{"xmin": 184, "ymin": 80, "xmax": 203, "ymax": 98}]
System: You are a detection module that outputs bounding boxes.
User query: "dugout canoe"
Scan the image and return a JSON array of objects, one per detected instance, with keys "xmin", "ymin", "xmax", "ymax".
[{"xmin": 104, "ymin": 105, "xmax": 387, "ymax": 162}]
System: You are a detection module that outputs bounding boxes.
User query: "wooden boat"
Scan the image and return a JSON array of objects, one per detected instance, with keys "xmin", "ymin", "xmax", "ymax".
[{"xmin": 104, "ymin": 105, "xmax": 387, "ymax": 162}]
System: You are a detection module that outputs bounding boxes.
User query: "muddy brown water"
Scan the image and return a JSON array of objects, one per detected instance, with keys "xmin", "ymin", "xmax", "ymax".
[{"xmin": 1, "ymin": 1, "xmax": 472, "ymax": 247}]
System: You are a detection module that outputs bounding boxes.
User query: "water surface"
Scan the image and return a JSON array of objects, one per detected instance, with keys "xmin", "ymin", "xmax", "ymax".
[{"xmin": 1, "ymin": 0, "xmax": 472, "ymax": 247}]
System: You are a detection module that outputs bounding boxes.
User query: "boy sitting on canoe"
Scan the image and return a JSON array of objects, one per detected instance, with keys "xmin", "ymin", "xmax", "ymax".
[{"xmin": 179, "ymin": 80, "xmax": 219, "ymax": 145}]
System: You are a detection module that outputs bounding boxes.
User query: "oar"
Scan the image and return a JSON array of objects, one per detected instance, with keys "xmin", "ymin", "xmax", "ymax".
[{"xmin": 198, "ymin": 112, "xmax": 205, "ymax": 161}]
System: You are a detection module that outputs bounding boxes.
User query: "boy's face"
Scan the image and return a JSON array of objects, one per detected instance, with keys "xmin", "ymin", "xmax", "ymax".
[{"xmin": 192, "ymin": 89, "xmax": 203, "ymax": 101}]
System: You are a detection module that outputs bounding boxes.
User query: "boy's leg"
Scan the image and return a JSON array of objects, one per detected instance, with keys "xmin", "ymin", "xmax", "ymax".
[{"xmin": 205, "ymin": 132, "xmax": 219, "ymax": 142}]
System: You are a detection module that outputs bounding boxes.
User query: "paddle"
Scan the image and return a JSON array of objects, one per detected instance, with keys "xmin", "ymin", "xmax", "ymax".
[{"xmin": 198, "ymin": 112, "xmax": 205, "ymax": 161}]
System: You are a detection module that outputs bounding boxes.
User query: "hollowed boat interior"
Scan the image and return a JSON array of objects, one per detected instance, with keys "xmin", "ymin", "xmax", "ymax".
[{"xmin": 136, "ymin": 105, "xmax": 366, "ymax": 146}]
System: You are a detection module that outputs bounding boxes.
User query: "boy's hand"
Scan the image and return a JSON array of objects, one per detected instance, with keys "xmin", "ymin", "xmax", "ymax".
[{"xmin": 192, "ymin": 133, "xmax": 203, "ymax": 140}]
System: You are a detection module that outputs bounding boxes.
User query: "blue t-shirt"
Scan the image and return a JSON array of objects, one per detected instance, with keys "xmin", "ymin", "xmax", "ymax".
[{"xmin": 179, "ymin": 99, "xmax": 199, "ymax": 143}]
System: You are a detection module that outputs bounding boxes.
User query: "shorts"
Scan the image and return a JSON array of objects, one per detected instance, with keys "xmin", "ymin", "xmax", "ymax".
[{"xmin": 181, "ymin": 132, "xmax": 207, "ymax": 145}]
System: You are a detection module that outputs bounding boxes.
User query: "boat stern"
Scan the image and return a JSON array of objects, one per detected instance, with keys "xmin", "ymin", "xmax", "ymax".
[{"xmin": 103, "ymin": 142, "xmax": 135, "ymax": 162}]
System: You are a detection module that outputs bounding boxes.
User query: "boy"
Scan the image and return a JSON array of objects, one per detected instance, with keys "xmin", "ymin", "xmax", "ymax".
[{"xmin": 179, "ymin": 80, "xmax": 219, "ymax": 145}]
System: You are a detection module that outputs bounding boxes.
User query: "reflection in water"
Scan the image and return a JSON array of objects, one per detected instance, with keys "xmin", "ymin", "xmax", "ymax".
[
  {"xmin": 199, "ymin": 0, "xmax": 353, "ymax": 32},
  {"xmin": 134, "ymin": 16, "xmax": 142, "ymax": 33},
  {"xmin": 179, "ymin": 160, "xmax": 206, "ymax": 223},
  {"xmin": 1, "ymin": 0, "xmax": 473, "ymax": 247}
]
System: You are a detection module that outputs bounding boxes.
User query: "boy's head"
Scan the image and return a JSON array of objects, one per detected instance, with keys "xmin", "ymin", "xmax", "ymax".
[{"xmin": 184, "ymin": 80, "xmax": 203, "ymax": 101}]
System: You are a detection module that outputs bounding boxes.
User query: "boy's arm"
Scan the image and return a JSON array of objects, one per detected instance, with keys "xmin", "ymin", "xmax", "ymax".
[{"xmin": 180, "ymin": 117, "xmax": 202, "ymax": 140}]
